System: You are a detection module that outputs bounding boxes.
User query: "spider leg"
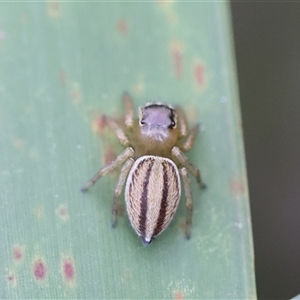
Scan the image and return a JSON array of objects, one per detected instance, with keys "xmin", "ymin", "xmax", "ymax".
[
  {"xmin": 111, "ymin": 158, "xmax": 134, "ymax": 227},
  {"xmin": 181, "ymin": 124, "xmax": 200, "ymax": 152},
  {"xmin": 81, "ymin": 147, "xmax": 134, "ymax": 192},
  {"xmin": 105, "ymin": 92, "xmax": 135, "ymax": 146},
  {"xmin": 172, "ymin": 146, "xmax": 206, "ymax": 189},
  {"xmin": 180, "ymin": 167, "xmax": 193, "ymax": 239},
  {"xmin": 175, "ymin": 105, "xmax": 189, "ymax": 137},
  {"xmin": 106, "ymin": 116, "xmax": 130, "ymax": 147},
  {"xmin": 123, "ymin": 92, "xmax": 134, "ymax": 129}
]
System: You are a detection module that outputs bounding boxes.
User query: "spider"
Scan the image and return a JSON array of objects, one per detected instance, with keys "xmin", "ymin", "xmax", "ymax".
[{"xmin": 81, "ymin": 93, "xmax": 206, "ymax": 245}]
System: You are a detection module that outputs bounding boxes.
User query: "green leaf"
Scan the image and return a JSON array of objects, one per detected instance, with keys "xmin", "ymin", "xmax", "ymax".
[{"xmin": 0, "ymin": 2, "xmax": 256, "ymax": 299}]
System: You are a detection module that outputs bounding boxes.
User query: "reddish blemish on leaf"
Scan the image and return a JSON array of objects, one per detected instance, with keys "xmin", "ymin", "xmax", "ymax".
[
  {"xmin": 33, "ymin": 258, "xmax": 47, "ymax": 281},
  {"xmin": 230, "ymin": 178, "xmax": 246, "ymax": 198},
  {"xmin": 13, "ymin": 245, "xmax": 23, "ymax": 262},
  {"xmin": 47, "ymin": 1, "xmax": 60, "ymax": 18},
  {"xmin": 34, "ymin": 206, "xmax": 44, "ymax": 219},
  {"xmin": 133, "ymin": 82, "xmax": 145, "ymax": 94},
  {"xmin": 8, "ymin": 275, "xmax": 14, "ymax": 282},
  {"xmin": 61, "ymin": 257, "xmax": 76, "ymax": 285},
  {"xmin": 13, "ymin": 138, "xmax": 24, "ymax": 149},
  {"xmin": 104, "ymin": 147, "xmax": 117, "ymax": 165},
  {"xmin": 29, "ymin": 148, "xmax": 40, "ymax": 160},
  {"xmin": 194, "ymin": 63, "xmax": 205, "ymax": 87},
  {"xmin": 158, "ymin": 1, "xmax": 177, "ymax": 23},
  {"xmin": 7, "ymin": 271, "xmax": 16, "ymax": 286},
  {"xmin": 117, "ymin": 18, "xmax": 128, "ymax": 35},
  {"xmin": 56, "ymin": 204, "xmax": 69, "ymax": 221},
  {"xmin": 59, "ymin": 70, "xmax": 67, "ymax": 85},
  {"xmin": 170, "ymin": 42, "xmax": 183, "ymax": 79},
  {"xmin": 64, "ymin": 260, "xmax": 74, "ymax": 279},
  {"xmin": 69, "ymin": 82, "xmax": 81, "ymax": 104},
  {"xmin": 93, "ymin": 114, "xmax": 108, "ymax": 133},
  {"xmin": 174, "ymin": 290, "xmax": 184, "ymax": 299},
  {"xmin": 70, "ymin": 89, "xmax": 80, "ymax": 103},
  {"xmin": 59, "ymin": 208, "xmax": 66, "ymax": 216}
]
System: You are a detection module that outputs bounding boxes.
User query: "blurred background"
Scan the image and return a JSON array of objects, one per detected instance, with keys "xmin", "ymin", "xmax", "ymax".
[{"xmin": 231, "ymin": 2, "xmax": 300, "ymax": 299}]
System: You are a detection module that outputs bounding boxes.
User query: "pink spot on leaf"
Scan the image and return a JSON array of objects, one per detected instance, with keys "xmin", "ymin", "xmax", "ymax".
[
  {"xmin": 95, "ymin": 114, "xmax": 108, "ymax": 132},
  {"xmin": 117, "ymin": 18, "xmax": 128, "ymax": 35},
  {"xmin": 69, "ymin": 82, "xmax": 81, "ymax": 104},
  {"xmin": 34, "ymin": 206, "xmax": 44, "ymax": 219},
  {"xmin": 47, "ymin": 1, "xmax": 60, "ymax": 18},
  {"xmin": 194, "ymin": 63, "xmax": 205, "ymax": 87},
  {"xmin": 56, "ymin": 204, "xmax": 69, "ymax": 222},
  {"xmin": 174, "ymin": 291, "xmax": 184, "ymax": 300},
  {"xmin": 33, "ymin": 258, "xmax": 46, "ymax": 281},
  {"xmin": 170, "ymin": 42, "xmax": 183, "ymax": 79},
  {"xmin": 60, "ymin": 208, "xmax": 66, "ymax": 216},
  {"xmin": 230, "ymin": 177, "xmax": 246, "ymax": 198},
  {"xmin": 70, "ymin": 89, "xmax": 80, "ymax": 103},
  {"xmin": 59, "ymin": 70, "xmax": 67, "ymax": 86},
  {"xmin": 7, "ymin": 271, "xmax": 16, "ymax": 286},
  {"xmin": 13, "ymin": 245, "xmax": 23, "ymax": 262},
  {"xmin": 61, "ymin": 257, "xmax": 76, "ymax": 285},
  {"xmin": 104, "ymin": 147, "xmax": 117, "ymax": 165}
]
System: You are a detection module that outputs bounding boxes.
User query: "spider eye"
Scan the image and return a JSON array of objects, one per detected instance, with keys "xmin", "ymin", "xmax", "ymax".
[
  {"xmin": 140, "ymin": 119, "xmax": 145, "ymax": 125},
  {"xmin": 169, "ymin": 120, "xmax": 176, "ymax": 128}
]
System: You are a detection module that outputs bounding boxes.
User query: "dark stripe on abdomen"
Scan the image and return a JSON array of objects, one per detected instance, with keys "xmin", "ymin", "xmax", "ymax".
[
  {"xmin": 153, "ymin": 162, "xmax": 169, "ymax": 236},
  {"xmin": 139, "ymin": 158, "xmax": 154, "ymax": 237}
]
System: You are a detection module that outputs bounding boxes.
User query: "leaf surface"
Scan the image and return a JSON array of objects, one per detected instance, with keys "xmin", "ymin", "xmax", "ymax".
[{"xmin": 0, "ymin": 2, "xmax": 256, "ymax": 299}]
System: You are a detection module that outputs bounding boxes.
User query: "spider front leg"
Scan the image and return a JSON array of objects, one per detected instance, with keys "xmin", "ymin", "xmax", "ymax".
[
  {"xmin": 175, "ymin": 106, "xmax": 189, "ymax": 137},
  {"xmin": 171, "ymin": 146, "xmax": 206, "ymax": 189},
  {"xmin": 123, "ymin": 92, "xmax": 134, "ymax": 129},
  {"xmin": 105, "ymin": 93, "xmax": 135, "ymax": 146},
  {"xmin": 81, "ymin": 147, "xmax": 134, "ymax": 192},
  {"xmin": 181, "ymin": 124, "xmax": 200, "ymax": 152},
  {"xmin": 180, "ymin": 167, "xmax": 193, "ymax": 239},
  {"xmin": 111, "ymin": 158, "xmax": 134, "ymax": 227},
  {"xmin": 106, "ymin": 116, "xmax": 130, "ymax": 147},
  {"xmin": 176, "ymin": 106, "xmax": 202, "ymax": 152}
]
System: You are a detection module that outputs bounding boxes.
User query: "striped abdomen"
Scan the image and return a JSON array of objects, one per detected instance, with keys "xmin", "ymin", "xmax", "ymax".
[{"xmin": 125, "ymin": 155, "xmax": 181, "ymax": 245}]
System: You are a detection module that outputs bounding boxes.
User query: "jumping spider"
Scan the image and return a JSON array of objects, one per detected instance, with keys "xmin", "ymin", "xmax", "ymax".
[{"xmin": 82, "ymin": 93, "xmax": 206, "ymax": 245}]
